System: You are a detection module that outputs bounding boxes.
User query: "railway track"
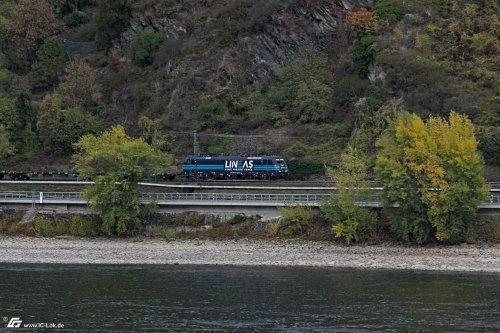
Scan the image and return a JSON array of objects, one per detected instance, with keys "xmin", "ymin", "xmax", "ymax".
[{"xmin": 1, "ymin": 180, "xmax": 499, "ymax": 193}]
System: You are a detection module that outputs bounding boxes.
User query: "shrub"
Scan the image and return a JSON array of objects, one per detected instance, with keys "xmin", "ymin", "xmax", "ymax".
[
  {"xmin": 415, "ymin": 33, "xmax": 432, "ymax": 51},
  {"xmin": 351, "ymin": 34, "xmax": 378, "ymax": 77},
  {"xmin": 62, "ymin": 11, "xmax": 89, "ymax": 27},
  {"xmin": 374, "ymin": 0, "xmax": 405, "ymax": 25},
  {"xmin": 131, "ymin": 27, "xmax": 165, "ymax": 66},
  {"xmin": 469, "ymin": 32, "xmax": 499, "ymax": 56},
  {"xmin": 60, "ymin": 60, "xmax": 101, "ymax": 108},
  {"xmin": 268, "ymin": 220, "xmax": 281, "ymax": 236},
  {"xmin": 68, "ymin": 215, "xmax": 101, "ymax": 236},
  {"xmin": 0, "ymin": 212, "xmax": 22, "ymax": 235},
  {"xmin": 33, "ymin": 217, "xmax": 57, "ymax": 237},
  {"xmin": 272, "ymin": 57, "xmax": 334, "ymax": 123},
  {"xmin": 182, "ymin": 212, "xmax": 206, "ymax": 226},
  {"xmin": 8, "ymin": 223, "xmax": 34, "ymax": 236},
  {"xmin": 347, "ymin": 8, "xmax": 379, "ymax": 33},
  {"xmin": 197, "ymin": 97, "xmax": 231, "ymax": 130},
  {"xmin": 279, "ymin": 206, "xmax": 318, "ymax": 237},
  {"xmin": 320, "ymin": 147, "xmax": 377, "ymax": 244},
  {"xmin": 322, "ymin": 195, "xmax": 377, "ymax": 244}
]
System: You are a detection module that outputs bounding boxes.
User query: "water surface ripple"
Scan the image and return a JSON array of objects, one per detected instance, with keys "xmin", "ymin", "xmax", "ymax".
[{"xmin": 0, "ymin": 265, "xmax": 498, "ymax": 332}]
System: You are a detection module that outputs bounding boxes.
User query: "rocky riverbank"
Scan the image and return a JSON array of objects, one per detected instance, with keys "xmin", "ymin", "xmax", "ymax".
[{"xmin": 0, "ymin": 237, "xmax": 498, "ymax": 272}]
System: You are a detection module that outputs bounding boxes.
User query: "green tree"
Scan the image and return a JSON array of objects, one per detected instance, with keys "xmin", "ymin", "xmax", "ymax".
[
  {"xmin": 0, "ymin": 67, "xmax": 34, "ymax": 151},
  {"xmin": 0, "ymin": 2, "xmax": 15, "ymax": 53},
  {"xmin": 320, "ymin": 146, "xmax": 377, "ymax": 244},
  {"xmin": 197, "ymin": 97, "xmax": 231, "ymax": 130},
  {"xmin": 94, "ymin": 0, "xmax": 132, "ymax": 48},
  {"xmin": 31, "ymin": 37, "xmax": 66, "ymax": 89},
  {"xmin": 271, "ymin": 57, "xmax": 334, "ymax": 123},
  {"xmin": 375, "ymin": 112, "xmax": 489, "ymax": 244},
  {"xmin": 72, "ymin": 126, "xmax": 171, "ymax": 235},
  {"xmin": 0, "ymin": 125, "xmax": 14, "ymax": 166},
  {"xmin": 349, "ymin": 101, "xmax": 398, "ymax": 167},
  {"xmin": 37, "ymin": 93, "xmax": 101, "ymax": 153},
  {"xmin": 347, "ymin": 8, "xmax": 380, "ymax": 77},
  {"xmin": 131, "ymin": 27, "xmax": 165, "ymax": 66},
  {"xmin": 0, "ymin": 95, "xmax": 19, "ymax": 135},
  {"xmin": 351, "ymin": 34, "xmax": 378, "ymax": 77}
]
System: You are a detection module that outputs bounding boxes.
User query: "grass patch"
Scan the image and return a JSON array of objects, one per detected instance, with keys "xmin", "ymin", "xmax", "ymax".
[{"xmin": 1, "ymin": 214, "xmax": 101, "ymax": 237}]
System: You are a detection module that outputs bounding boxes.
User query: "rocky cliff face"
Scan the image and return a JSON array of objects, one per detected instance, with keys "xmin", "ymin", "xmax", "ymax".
[{"xmin": 106, "ymin": 0, "xmax": 373, "ymax": 125}]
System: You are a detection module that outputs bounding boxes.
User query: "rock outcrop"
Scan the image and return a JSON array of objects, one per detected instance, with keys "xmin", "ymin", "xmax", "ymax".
[{"xmin": 107, "ymin": 0, "xmax": 373, "ymax": 123}]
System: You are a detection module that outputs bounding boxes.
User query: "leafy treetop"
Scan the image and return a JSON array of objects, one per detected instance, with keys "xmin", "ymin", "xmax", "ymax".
[
  {"xmin": 375, "ymin": 111, "xmax": 489, "ymax": 244},
  {"xmin": 72, "ymin": 125, "xmax": 170, "ymax": 180}
]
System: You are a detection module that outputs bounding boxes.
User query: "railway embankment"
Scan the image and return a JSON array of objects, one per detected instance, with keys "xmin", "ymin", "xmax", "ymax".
[{"xmin": 0, "ymin": 237, "xmax": 498, "ymax": 273}]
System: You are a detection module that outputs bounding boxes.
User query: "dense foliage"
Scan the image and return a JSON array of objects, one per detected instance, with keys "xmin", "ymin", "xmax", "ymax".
[
  {"xmin": 131, "ymin": 27, "xmax": 165, "ymax": 66},
  {"xmin": 0, "ymin": 0, "xmax": 496, "ymax": 242},
  {"xmin": 375, "ymin": 112, "xmax": 489, "ymax": 244},
  {"xmin": 94, "ymin": 0, "xmax": 132, "ymax": 48},
  {"xmin": 279, "ymin": 205, "xmax": 319, "ymax": 237},
  {"xmin": 72, "ymin": 126, "xmax": 171, "ymax": 235},
  {"xmin": 321, "ymin": 147, "xmax": 377, "ymax": 244}
]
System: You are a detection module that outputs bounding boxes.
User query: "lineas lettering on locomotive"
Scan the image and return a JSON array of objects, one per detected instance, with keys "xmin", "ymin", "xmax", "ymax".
[{"xmin": 224, "ymin": 160, "xmax": 254, "ymax": 170}]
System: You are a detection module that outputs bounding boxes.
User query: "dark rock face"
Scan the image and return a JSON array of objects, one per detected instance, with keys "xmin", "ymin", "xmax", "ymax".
[{"xmin": 109, "ymin": 0, "xmax": 373, "ymax": 123}]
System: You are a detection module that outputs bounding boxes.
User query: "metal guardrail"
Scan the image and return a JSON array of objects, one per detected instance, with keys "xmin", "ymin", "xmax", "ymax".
[
  {"xmin": 0, "ymin": 192, "xmax": 498, "ymax": 207},
  {"xmin": 140, "ymin": 192, "xmax": 336, "ymax": 203}
]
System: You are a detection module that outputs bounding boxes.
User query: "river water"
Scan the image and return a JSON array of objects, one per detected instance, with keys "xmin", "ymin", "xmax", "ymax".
[{"xmin": 0, "ymin": 265, "xmax": 498, "ymax": 332}]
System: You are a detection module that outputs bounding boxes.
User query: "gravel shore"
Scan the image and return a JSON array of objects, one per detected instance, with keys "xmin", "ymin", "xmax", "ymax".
[{"xmin": 0, "ymin": 236, "xmax": 498, "ymax": 272}]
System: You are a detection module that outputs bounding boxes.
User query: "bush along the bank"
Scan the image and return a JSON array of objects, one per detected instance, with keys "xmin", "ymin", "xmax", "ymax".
[
  {"xmin": 1, "ymin": 208, "xmax": 498, "ymax": 245},
  {"xmin": 4, "ymin": 215, "xmax": 101, "ymax": 237},
  {"xmin": 320, "ymin": 146, "xmax": 377, "ymax": 245},
  {"xmin": 375, "ymin": 112, "xmax": 489, "ymax": 244},
  {"xmin": 279, "ymin": 205, "xmax": 319, "ymax": 237}
]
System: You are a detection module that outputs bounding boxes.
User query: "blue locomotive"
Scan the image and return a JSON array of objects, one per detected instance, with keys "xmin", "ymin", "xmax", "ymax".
[{"xmin": 182, "ymin": 155, "xmax": 288, "ymax": 179}]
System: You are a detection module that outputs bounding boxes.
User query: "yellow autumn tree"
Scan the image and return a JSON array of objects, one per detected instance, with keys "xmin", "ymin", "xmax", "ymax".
[{"xmin": 375, "ymin": 112, "xmax": 489, "ymax": 244}]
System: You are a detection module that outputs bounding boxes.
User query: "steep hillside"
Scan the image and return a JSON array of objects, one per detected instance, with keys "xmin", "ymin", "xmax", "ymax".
[{"xmin": 0, "ymin": 0, "xmax": 498, "ymax": 178}]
